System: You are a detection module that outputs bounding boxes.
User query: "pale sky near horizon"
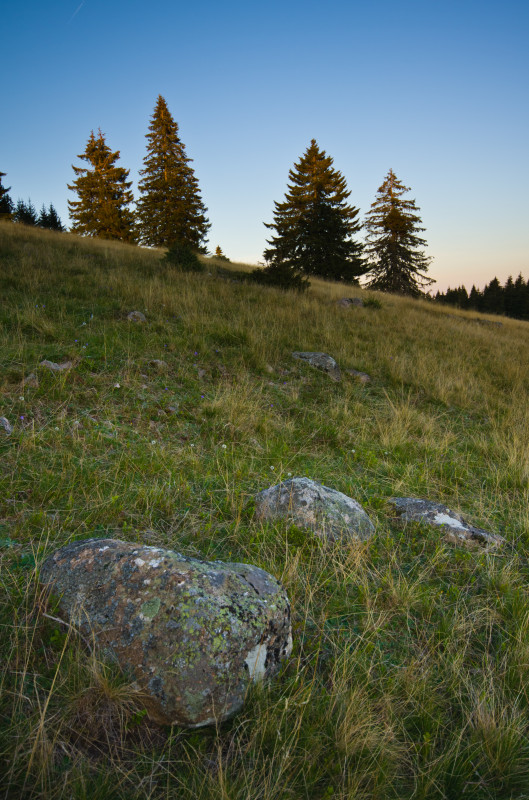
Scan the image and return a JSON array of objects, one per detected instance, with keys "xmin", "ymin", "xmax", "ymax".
[{"xmin": 2, "ymin": 0, "xmax": 528, "ymax": 291}]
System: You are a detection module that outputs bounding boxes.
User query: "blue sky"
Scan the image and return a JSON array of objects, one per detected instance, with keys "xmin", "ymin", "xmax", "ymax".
[{"xmin": 2, "ymin": 0, "xmax": 528, "ymax": 290}]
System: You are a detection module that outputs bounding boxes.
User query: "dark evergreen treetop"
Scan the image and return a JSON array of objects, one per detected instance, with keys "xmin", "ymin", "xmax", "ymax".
[
  {"xmin": 38, "ymin": 203, "xmax": 64, "ymax": 231},
  {"xmin": 136, "ymin": 95, "xmax": 210, "ymax": 250},
  {"xmin": 263, "ymin": 139, "xmax": 364, "ymax": 284},
  {"xmin": 436, "ymin": 273, "xmax": 529, "ymax": 320},
  {"xmin": 68, "ymin": 130, "xmax": 136, "ymax": 242},
  {"xmin": 364, "ymin": 169, "xmax": 433, "ymax": 296},
  {"xmin": 0, "ymin": 172, "xmax": 14, "ymax": 220},
  {"xmin": 13, "ymin": 199, "xmax": 38, "ymax": 226}
]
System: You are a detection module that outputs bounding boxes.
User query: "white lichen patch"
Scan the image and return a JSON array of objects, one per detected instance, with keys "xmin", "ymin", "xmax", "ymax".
[
  {"xmin": 99, "ymin": 546, "xmax": 110, "ymax": 552},
  {"xmin": 434, "ymin": 513, "xmax": 467, "ymax": 530},
  {"xmin": 245, "ymin": 643, "xmax": 268, "ymax": 681},
  {"xmin": 149, "ymin": 558, "xmax": 163, "ymax": 568},
  {"xmin": 135, "ymin": 558, "xmax": 146, "ymax": 567}
]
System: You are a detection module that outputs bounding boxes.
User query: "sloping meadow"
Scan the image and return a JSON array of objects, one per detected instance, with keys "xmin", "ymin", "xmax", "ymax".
[{"xmin": 2, "ymin": 223, "xmax": 529, "ymax": 799}]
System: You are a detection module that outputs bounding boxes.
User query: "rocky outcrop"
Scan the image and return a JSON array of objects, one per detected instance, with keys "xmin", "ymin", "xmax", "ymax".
[
  {"xmin": 387, "ymin": 498, "xmax": 505, "ymax": 548},
  {"xmin": 40, "ymin": 539, "xmax": 292, "ymax": 727},
  {"xmin": 254, "ymin": 477, "xmax": 374, "ymax": 542},
  {"xmin": 292, "ymin": 352, "xmax": 341, "ymax": 382}
]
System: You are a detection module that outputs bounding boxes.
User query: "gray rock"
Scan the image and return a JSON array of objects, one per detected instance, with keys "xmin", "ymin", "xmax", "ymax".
[
  {"xmin": 40, "ymin": 360, "xmax": 73, "ymax": 372},
  {"xmin": 0, "ymin": 416, "xmax": 13, "ymax": 434},
  {"xmin": 40, "ymin": 538, "xmax": 292, "ymax": 727},
  {"xmin": 254, "ymin": 477, "xmax": 374, "ymax": 542},
  {"xmin": 347, "ymin": 368, "xmax": 371, "ymax": 384},
  {"xmin": 337, "ymin": 297, "xmax": 364, "ymax": 308},
  {"xmin": 127, "ymin": 311, "xmax": 146, "ymax": 323},
  {"xmin": 292, "ymin": 352, "xmax": 341, "ymax": 382},
  {"xmin": 387, "ymin": 498, "xmax": 505, "ymax": 548},
  {"xmin": 22, "ymin": 373, "xmax": 39, "ymax": 388},
  {"xmin": 475, "ymin": 318, "xmax": 503, "ymax": 328}
]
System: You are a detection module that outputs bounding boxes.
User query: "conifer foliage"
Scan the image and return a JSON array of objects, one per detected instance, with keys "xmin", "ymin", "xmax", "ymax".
[
  {"xmin": 13, "ymin": 199, "xmax": 38, "ymax": 226},
  {"xmin": 38, "ymin": 204, "xmax": 64, "ymax": 231},
  {"xmin": 68, "ymin": 130, "xmax": 136, "ymax": 242},
  {"xmin": 262, "ymin": 140, "xmax": 364, "ymax": 288},
  {"xmin": 364, "ymin": 169, "xmax": 432, "ymax": 296},
  {"xmin": 137, "ymin": 96, "xmax": 210, "ymax": 250},
  {"xmin": 0, "ymin": 172, "xmax": 14, "ymax": 220}
]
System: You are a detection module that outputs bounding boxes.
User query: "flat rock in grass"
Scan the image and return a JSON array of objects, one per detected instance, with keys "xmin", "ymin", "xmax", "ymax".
[
  {"xmin": 337, "ymin": 297, "xmax": 364, "ymax": 308},
  {"xmin": 254, "ymin": 477, "xmax": 374, "ymax": 542},
  {"xmin": 127, "ymin": 311, "xmax": 146, "ymax": 322},
  {"xmin": 21, "ymin": 372, "xmax": 39, "ymax": 388},
  {"xmin": 39, "ymin": 538, "xmax": 292, "ymax": 728},
  {"xmin": 292, "ymin": 352, "xmax": 341, "ymax": 382},
  {"xmin": 387, "ymin": 498, "xmax": 505, "ymax": 548},
  {"xmin": 0, "ymin": 416, "xmax": 13, "ymax": 434},
  {"xmin": 347, "ymin": 368, "xmax": 371, "ymax": 384},
  {"xmin": 40, "ymin": 359, "xmax": 73, "ymax": 372}
]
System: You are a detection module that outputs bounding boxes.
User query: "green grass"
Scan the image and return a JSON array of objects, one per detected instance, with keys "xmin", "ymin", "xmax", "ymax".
[{"xmin": 2, "ymin": 222, "xmax": 529, "ymax": 798}]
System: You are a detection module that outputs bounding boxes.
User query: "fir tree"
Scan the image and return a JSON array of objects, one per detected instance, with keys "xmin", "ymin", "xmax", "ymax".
[
  {"xmin": 262, "ymin": 139, "xmax": 364, "ymax": 286},
  {"xmin": 512, "ymin": 274, "xmax": 529, "ymax": 320},
  {"xmin": 68, "ymin": 130, "xmax": 136, "ymax": 242},
  {"xmin": 0, "ymin": 172, "xmax": 14, "ymax": 220},
  {"xmin": 364, "ymin": 169, "xmax": 433, "ymax": 296},
  {"xmin": 38, "ymin": 203, "xmax": 64, "ymax": 231},
  {"xmin": 214, "ymin": 245, "xmax": 229, "ymax": 261},
  {"xmin": 482, "ymin": 277, "xmax": 504, "ymax": 314},
  {"xmin": 14, "ymin": 199, "xmax": 38, "ymax": 226},
  {"xmin": 137, "ymin": 95, "xmax": 210, "ymax": 250},
  {"xmin": 469, "ymin": 285, "xmax": 483, "ymax": 311}
]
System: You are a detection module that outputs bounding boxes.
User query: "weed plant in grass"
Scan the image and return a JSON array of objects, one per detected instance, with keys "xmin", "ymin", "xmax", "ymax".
[{"xmin": 2, "ymin": 223, "xmax": 529, "ymax": 798}]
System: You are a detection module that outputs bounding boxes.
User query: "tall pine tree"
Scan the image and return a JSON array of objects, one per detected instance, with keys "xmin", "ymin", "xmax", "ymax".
[
  {"xmin": 364, "ymin": 169, "xmax": 433, "ymax": 296},
  {"xmin": 0, "ymin": 172, "xmax": 14, "ymax": 220},
  {"xmin": 263, "ymin": 139, "xmax": 364, "ymax": 286},
  {"xmin": 137, "ymin": 96, "xmax": 210, "ymax": 250},
  {"xmin": 68, "ymin": 130, "xmax": 136, "ymax": 242}
]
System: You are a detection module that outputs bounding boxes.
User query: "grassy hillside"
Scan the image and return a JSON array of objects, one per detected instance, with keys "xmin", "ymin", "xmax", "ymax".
[{"xmin": 2, "ymin": 223, "xmax": 529, "ymax": 799}]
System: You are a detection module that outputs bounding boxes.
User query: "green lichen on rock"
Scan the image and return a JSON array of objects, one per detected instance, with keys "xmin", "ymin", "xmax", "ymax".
[
  {"xmin": 254, "ymin": 477, "xmax": 374, "ymax": 542},
  {"xmin": 39, "ymin": 539, "xmax": 292, "ymax": 727}
]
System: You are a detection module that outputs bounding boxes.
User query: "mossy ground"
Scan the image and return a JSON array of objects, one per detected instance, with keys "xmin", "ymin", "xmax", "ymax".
[{"xmin": 2, "ymin": 223, "xmax": 529, "ymax": 798}]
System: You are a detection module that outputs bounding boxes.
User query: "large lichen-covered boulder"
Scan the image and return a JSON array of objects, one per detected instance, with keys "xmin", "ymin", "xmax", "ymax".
[
  {"xmin": 387, "ymin": 498, "xmax": 506, "ymax": 548},
  {"xmin": 40, "ymin": 539, "xmax": 292, "ymax": 727},
  {"xmin": 292, "ymin": 352, "xmax": 341, "ymax": 382},
  {"xmin": 254, "ymin": 477, "xmax": 374, "ymax": 542}
]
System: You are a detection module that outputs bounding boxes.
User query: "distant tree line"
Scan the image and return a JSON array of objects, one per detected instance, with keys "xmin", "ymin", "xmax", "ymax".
[
  {"xmin": 435, "ymin": 276, "xmax": 529, "ymax": 320},
  {"xmin": 0, "ymin": 172, "xmax": 64, "ymax": 230}
]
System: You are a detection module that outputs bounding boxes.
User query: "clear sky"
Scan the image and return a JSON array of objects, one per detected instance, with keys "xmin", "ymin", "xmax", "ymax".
[{"xmin": 2, "ymin": 0, "xmax": 528, "ymax": 291}]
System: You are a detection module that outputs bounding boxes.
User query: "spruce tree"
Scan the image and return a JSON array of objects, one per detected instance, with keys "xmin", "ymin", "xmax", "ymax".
[
  {"xmin": 0, "ymin": 172, "xmax": 14, "ymax": 220},
  {"xmin": 262, "ymin": 139, "xmax": 364, "ymax": 286},
  {"xmin": 14, "ymin": 199, "xmax": 38, "ymax": 226},
  {"xmin": 38, "ymin": 203, "xmax": 64, "ymax": 231},
  {"xmin": 364, "ymin": 169, "xmax": 433, "ymax": 296},
  {"xmin": 137, "ymin": 95, "xmax": 210, "ymax": 250},
  {"xmin": 68, "ymin": 130, "xmax": 136, "ymax": 242}
]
